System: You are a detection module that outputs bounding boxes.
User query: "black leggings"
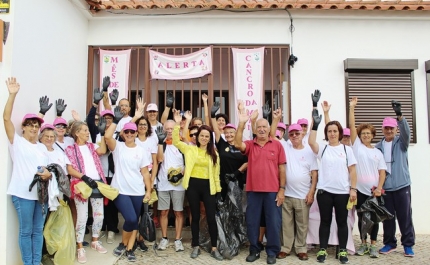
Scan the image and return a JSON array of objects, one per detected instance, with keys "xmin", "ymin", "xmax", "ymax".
[
  {"xmin": 187, "ymin": 177, "xmax": 217, "ymax": 247},
  {"xmin": 356, "ymin": 191, "xmax": 379, "ymax": 241},
  {"xmin": 317, "ymin": 190, "xmax": 349, "ymax": 250}
]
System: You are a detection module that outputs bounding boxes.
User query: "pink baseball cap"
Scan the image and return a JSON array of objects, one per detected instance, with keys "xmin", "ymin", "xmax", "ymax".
[
  {"xmin": 22, "ymin": 113, "xmax": 44, "ymax": 124},
  {"xmin": 297, "ymin": 118, "xmax": 309, "ymax": 125},
  {"xmin": 147, "ymin": 103, "xmax": 158, "ymax": 112},
  {"xmin": 275, "ymin": 130, "xmax": 281, "ymax": 138},
  {"xmin": 53, "ymin": 117, "xmax": 67, "ymax": 126},
  {"xmin": 223, "ymin": 123, "xmax": 237, "ymax": 130},
  {"xmin": 288, "ymin": 123, "xmax": 303, "ymax": 133},
  {"xmin": 40, "ymin": 124, "xmax": 55, "ymax": 132},
  {"xmin": 101, "ymin": 110, "xmax": 114, "ymax": 117},
  {"xmin": 343, "ymin": 128, "xmax": 351, "ymax": 136},
  {"xmin": 123, "ymin": 122, "xmax": 137, "ymax": 131},
  {"xmin": 277, "ymin": 122, "xmax": 287, "ymax": 131},
  {"xmin": 382, "ymin": 117, "xmax": 397, "ymax": 128}
]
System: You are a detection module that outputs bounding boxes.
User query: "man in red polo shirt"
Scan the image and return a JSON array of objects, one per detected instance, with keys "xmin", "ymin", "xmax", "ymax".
[{"xmin": 234, "ymin": 110, "xmax": 286, "ymax": 265}]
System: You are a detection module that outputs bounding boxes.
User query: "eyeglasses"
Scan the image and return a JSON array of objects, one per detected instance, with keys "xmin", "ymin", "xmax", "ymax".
[
  {"xmin": 124, "ymin": 130, "xmax": 136, "ymax": 134},
  {"xmin": 138, "ymin": 123, "xmax": 148, "ymax": 127},
  {"xmin": 55, "ymin": 124, "xmax": 67, "ymax": 129},
  {"xmin": 25, "ymin": 124, "xmax": 40, "ymax": 129},
  {"xmin": 288, "ymin": 132, "xmax": 301, "ymax": 137},
  {"xmin": 189, "ymin": 133, "xmax": 198, "ymax": 137}
]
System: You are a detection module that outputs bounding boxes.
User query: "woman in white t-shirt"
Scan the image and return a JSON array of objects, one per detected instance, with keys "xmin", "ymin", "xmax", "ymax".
[
  {"xmin": 309, "ymin": 116, "xmax": 357, "ymax": 264},
  {"xmin": 4, "ymin": 77, "xmax": 53, "ymax": 265},
  {"xmin": 105, "ymin": 118, "xmax": 151, "ymax": 262},
  {"xmin": 349, "ymin": 97, "xmax": 387, "ymax": 258}
]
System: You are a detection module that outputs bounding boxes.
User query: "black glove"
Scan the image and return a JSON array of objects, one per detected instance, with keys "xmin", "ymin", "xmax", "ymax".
[
  {"xmin": 81, "ymin": 175, "xmax": 98, "ymax": 189},
  {"xmin": 102, "ymin": 76, "xmax": 110, "ymax": 92},
  {"xmin": 391, "ymin": 100, "xmax": 402, "ymax": 116},
  {"xmin": 155, "ymin": 125, "xmax": 166, "ymax": 145},
  {"xmin": 211, "ymin": 101, "xmax": 220, "ymax": 118},
  {"xmin": 98, "ymin": 116, "xmax": 107, "ymax": 136},
  {"xmin": 109, "ymin": 89, "xmax": 119, "ymax": 106},
  {"xmin": 63, "ymin": 194, "xmax": 70, "ymax": 205},
  {"xmin": 166, "ymin": 91, "xmax": 174, "ymax": 108},
  {"xmin": 311, "ymin": 109, "xmax": 322, "ymax": 131},
  {"xmin": 39, "ymin": 96, "xmax": 53, "ymax": 115},
  {"xmin": 263, "ymin": 101, "xmax": 271, "ymax": 120},
  {"xmin": 93, "ymin": 88, "xmax": 103, "ymax": 105},
  {"xmin": 311, "ymin": 89, "xmax": 321, "ymax": 107},
  {"xmin": 113, "ymin": 106, "xmax": 123, "ymax": 124},
  {"xmin": 55, "ymin": 98, "xmax": 67, "ymax": 117}
]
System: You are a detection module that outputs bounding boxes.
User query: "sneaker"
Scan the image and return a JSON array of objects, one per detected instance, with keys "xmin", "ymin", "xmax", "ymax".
[
  {"xmin": 137, "ymin": 241, "xmax": 148, "ymax": 252},
  {"xmin": 91, "ymin": 241, "xmax": 107, "ymax": 254},
  {"xmin": 126, "ymin": 250, "xmax": 136, "ymax": 262},
  {"xmin": 190, "ymin": 246, "xmax": 201, "ymax": 259},
  {"xmin": 404, "ymin": 246, "xmax": 414, "ymax": 257},
  {"xmin": 77, "ymin": 248, "xmax": 87, "ymax": 264},
  {"xmin": 379, "ymin": 245, "xmax": 396, "ymax": 255},
  {"xmin": 158, "ymin": 238, "xmax": 169, "ymax": 250},
  {"xmin": 355, "ymin": 243, "xmax": 369, "ymax": 256},
  {"xmin": 369, "ymin": 245, "xmax": 379, "ymax": 258},
  {"xmin": 210, "ymin": 249, "xmax": 224, "ymax": 261},
  {"xmin": 338, "ymin": 249, "xmax": 349, "ymax": 264},
  {"xmin": 245, "ymin": 252, "xmax": 260, "ymax": 262},
  {"xmin": 113, "ymin": 243, "xmax": 126, "ymax": 257},
  {"xmin": 107, "ymin": 231, "xmax": 115, "ymax": 244},
  {"xmin": 316, "ymin": 249, "xmax": 327, "ymax": 263},
  {"xmin": 174, "ymin": 239, "xmax": 185, "ymax": 252}
]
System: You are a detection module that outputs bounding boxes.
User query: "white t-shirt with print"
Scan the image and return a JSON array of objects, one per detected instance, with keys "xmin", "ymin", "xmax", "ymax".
[
  {"xmin": 46, "ymin": 148, "xmax": 71, "ymax": 175},
  {"xmin": 285, "ymin": 144, "xmax": 318, "ymax": 199},
  {"xmin": 316, "ymin": 143, "xmax": 357, "ymax": 194},
  {"xmin": 157, "ymin": 144, "xmax": 185, "ymax": 192},
  {"xmin": 54, "ymin": 136, "xmax": 74, "ymax": 152},
  {"xmin": 136, "ymin": 136, "xmax": 158, "ymax": 171},
  {"xmin": 78, "ymin": 144, "xmax": 101, "ymax": 180},
  {"xmin": 383, "ymin": 140, "xmax": 392, "ymax": 175},
  {"xmin": 7, "ymin": 133, "xmax": 49, "ymax": 200},
  {"xmin": 96, "ymin": 133, "xmax": 114, "ymax": 177},
  {"xmin": 111, "ymin": 142, "xmax": 150, "ymax": 196},
  {"xmin": 353, "ymin": 139, "xmax": 387, "ymax": 196}
]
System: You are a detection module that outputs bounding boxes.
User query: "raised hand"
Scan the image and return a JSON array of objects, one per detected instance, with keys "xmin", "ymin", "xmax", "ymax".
[
  {"xmin": 134, "ymin": 106, "xmax": 144, "ymax": 120},
  {"xmin": 113, "ymin": 106, "xmax": 123, "ymax": 124},
  {"xmin": 93, "ymin": 88, "xmax": 103, "ymax": 105},
  {"xmin": 55, "ymin": 98, "xmax": 67, "ymax": 117},
  {"xmin": 321, "ymin": 100, "xmax": 331, "ymax": 113},
  {"xmin": 202, "ymin": 93, "xmax": 208, "ymax": 102},
  {"xmin": 391, "ymin": 100, "xmax": 402, "ymax": 116},
  {"xmin": 211, "ymin": 101, "xmax": 220, "ymax": 118},
  {"xmin": 311, "ymin": 89, "xmax": 321, "ymax": 107},
  {"xmin": 311, "ymin": 109, "xmax": 322, "ymax": 130},
  {"xmin": 238, "ymin": 109, "xmax": 250, "ymax": 123},
  {"xmin": 166, "ymin": 91, "xmax": 174, "ymax": 108},
  {"xmin": 71, "ymin": 110, "xmax": 81, "ymax": 121},
  {"xmin": 39, "ymin": 96, "xmax": 53, "ymax": 115},
  {"xmin": 136, "ymin": 97, "xmax": 146, "ymax": 112},
  {"xmin": 250, "ymin": 109, "xmax": 259, "ymax": 122},
  {"xmin": 173, "ymin": 109, "xmax": 182, "ymax": 123},
  {"xmin": 109, "ymin": 89, "xmax": 119, "ymax": 106},
  {"xmin": 272, "ymin": 108, "xmax": 282, "ymax": 120},
  {"xmin": 237, "ymin": 99, "xmax": 245, "ymax": 114},
  {"xmin": 155, "ymin": 125, "xmax": 166, "ymax": 144},
  {"xmin": 98, "ymin": 116, "xmax": 107, "ymax": 136},
  {"xmin": 6, "ymin": 77, "xmax": 20, "ymax": 94},
  {"xmin": 184, "ymin": 110, "xmax": 192, "ymax": 121},
  {"xmin": 349, "ymin": 97, "xmax": 358, "ymax": 109},
  {"xmin": 102, "ymin": 76, "xmax": 110, "ymax": 92},
  {"xmin": 262, "ymin": 101, "xmax": 271, "ymax": 120}
]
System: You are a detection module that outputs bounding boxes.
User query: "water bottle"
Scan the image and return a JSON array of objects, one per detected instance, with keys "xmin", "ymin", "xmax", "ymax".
[{"xmin": 37, "ymin": 166, "xmax": 44, "ymax": 173}]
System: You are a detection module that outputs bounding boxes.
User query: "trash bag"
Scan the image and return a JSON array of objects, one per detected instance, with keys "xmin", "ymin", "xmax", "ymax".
[
  {"xmin": 139, "ymin": 203, "xmax": 156, "ymax": 242},
  {"xmin": 43, "ymin": 200, "xmax": 76, "ymax": 265},
  {"xmin": 199, "ymin": 215, "xmax": 211, "ymax": 253},
  {"xmin": 357, "ymin": 196, "xmax": 394, "ymax": 240},
  {"xmin": 47, "ymin": 163, "xmax": 71, "ymax": 198}
]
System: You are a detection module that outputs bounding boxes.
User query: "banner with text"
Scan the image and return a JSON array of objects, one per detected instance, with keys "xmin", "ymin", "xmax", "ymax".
[
  {"xmin": 232, "ymin": 47, "xmax": 265, "ymax": 140},
  {"xmin": 149, "ymin": 47, "xmax": 212, "ymax": 80},
  {"xmin": 99, "ymin": 49, "xmax": 131, "ymax": 111}
]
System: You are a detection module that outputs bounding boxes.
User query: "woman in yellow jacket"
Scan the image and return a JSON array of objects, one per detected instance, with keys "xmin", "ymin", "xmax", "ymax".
[{"xmin": 172, "ymin": 110, "xmax": 223, "ymax": 261}]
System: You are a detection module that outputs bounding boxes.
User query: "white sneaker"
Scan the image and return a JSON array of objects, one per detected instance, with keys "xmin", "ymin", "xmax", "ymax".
[
  {"xmin": 107, "ymin": 231, "xmax": 115, "ymax": 244},
  {"xmin": 158, "ymin": 238, "xmax": 169, "ymax": 250},
  {"xmin": 91, "ymin": 241, "xmax": 107, "ymax": 254},
  {"xmin": 174, "ymin": 239, "xmax": 184, "ymax": 252},
  {"xmin": 77, "ymin": 248, "xmax": 87, "ymax": 263}
]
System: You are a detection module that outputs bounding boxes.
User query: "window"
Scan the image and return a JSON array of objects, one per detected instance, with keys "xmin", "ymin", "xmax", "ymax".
[{"xmin": 344, "ymin": 59, "xmax": 418, "ymax": 143}]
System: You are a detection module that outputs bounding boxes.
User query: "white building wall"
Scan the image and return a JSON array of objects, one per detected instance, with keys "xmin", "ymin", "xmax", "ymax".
[
  {"xmin": 0, "ymin": 1, "xmax": 88, "ymax": 264},
  {"xmin": 88, "ymin": 11, "xmax": 430, "ymax": 233}
]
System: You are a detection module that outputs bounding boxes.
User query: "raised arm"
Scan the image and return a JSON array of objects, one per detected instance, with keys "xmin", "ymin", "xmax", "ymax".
[
  {"xmin": 392, "ymin": 100, "xmax": 410, "ymax": 151},
  {"xmin": 234, "ymin": 110, "xmax": 250, "ymax": 152},
  {"xmin": 172, "ymin": 109, "xmax": 188, "ymax": 153},
  {"xmin": 155, "ymin": 125, "xmax": 166, "ymax": 163},
  {"xmin": 38, "ymin": 95, "xmax": 53, "ymax": 119},
  {"xmin": 102, "ymin": 76, "xmax": 112, "ymax": 111},
  {"xmin": 182, "ymin": 111, "xmax": 192, "ymax": 144},
  {"xmin": 270, "ymin": 108, "xmax": 282, "ymax": 138},
  {"xmin": 321, "ymin": 101, "xmax": 331, "ymax": 125},
  {"xmin": 210, "ymin": 101, "xmax": 221, "ymax": 143},
  {"xmin": 130, "ymin": 98, "xmax": 145, "ymax": 123},
  {"xmin": 349, "ymin": 97, "xmax": 358, "ymax": 145},
  {"xmin": 202, "ymin": 93, "xmax": 210, "ymax": 125},
  {"xmin": 104, "ymin": 106, "xmax": 123, "ymax": 152},
  {"xmin": 160, "ymin": 91, "xmax": 174, "ymax": 125},
  {"xmin": 309, "ymin": 90, "xmax": 322, "ymax": 154},
  {"xmin": 3, "ymin": 77, "xmax": 19, "ymax": 143}
]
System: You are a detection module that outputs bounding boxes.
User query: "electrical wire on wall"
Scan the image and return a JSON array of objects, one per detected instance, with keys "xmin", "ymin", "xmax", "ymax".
[{"xmin": 284, "ymin": 8, "xmax": 298, "ymax": 68}]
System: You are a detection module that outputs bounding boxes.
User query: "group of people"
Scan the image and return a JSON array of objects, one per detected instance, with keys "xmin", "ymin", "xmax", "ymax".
[{"xmin": 4, "ymin": 75, "xmax": 415, "ymax": 265}]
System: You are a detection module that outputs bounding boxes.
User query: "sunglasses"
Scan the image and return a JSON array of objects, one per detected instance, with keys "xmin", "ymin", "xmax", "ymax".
[
  {"xmin": 288, "ymin": 132, "xmax": 301, "ymax": 137},
  {"xmin": 189, "ymin": 133, "xmax": 198, "ymax": 137},
  {"xmin": 124, "ymin": 130, "xmax": 136, "ymax": 134},
  {"xmin": 55, "ymin": 124, "xmax": 67, "ymax": 129}
]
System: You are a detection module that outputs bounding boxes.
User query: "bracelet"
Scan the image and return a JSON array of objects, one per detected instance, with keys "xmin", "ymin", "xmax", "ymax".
[
  {"xmin": 279, "ymin": 186, "xmax": 285, "ymax": 190},
  {"xmin": 350, "ymin": 187, "xmax": 357, "ymax": 192}
]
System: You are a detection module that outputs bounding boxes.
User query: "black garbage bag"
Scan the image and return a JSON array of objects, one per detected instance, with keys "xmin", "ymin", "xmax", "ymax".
[
  {"xmin": 139, "ymin": 203, "xmax": 156, "ymax": 242},
  {"xmin": 357, "ymin": 196, "xmax": 394, "ymax": 240}
]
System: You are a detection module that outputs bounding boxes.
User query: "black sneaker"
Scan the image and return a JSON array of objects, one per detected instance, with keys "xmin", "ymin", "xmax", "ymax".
[
  {"xmin": 126, "ymin": 250, "xmax": 136, "ymax": 262},
  {"xmin": 317, "ymin": 249, "xmax": 327, "ymax": 263},
  {"xmin": 137, "ymin": 240, "xmax": 148, "ymax": 252},
  {"xmin": 257, "ymin": 242, "xmax": 265, "ymax": 251},
  {"xmin": 338, "ymin": 249, "xmax": 349, "ymax": 264},
  {"xmin": 246, "ymin": 252, "xmax": 260, "ymax": 262},
  {"xmin": 113, "ymin": 243, "xmax": 126, "ymax": 257}
]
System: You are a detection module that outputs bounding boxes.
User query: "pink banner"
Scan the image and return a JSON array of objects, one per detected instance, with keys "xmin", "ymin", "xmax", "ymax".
[
  {"xmin": 99, "ymin": 49, "xmax": 131, "ymax": 111},
  {"xmin": 232, "ymin": 47, "xmax": 265, "ymax": 140},
  {"xmin": 149, "ymin": 47, "xmax": 212, "ymax": 80}
]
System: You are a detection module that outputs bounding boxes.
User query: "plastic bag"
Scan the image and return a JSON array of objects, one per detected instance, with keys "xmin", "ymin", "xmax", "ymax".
[
  {"xmin": 139, "ymin": 203, "xmax": 156, "ymax": 242},
  {"xmin": 357, "ymin": 196, "xmax": 394, "ymax": 240},
  {"xmin": 43, "ymin": 200, "xmax": 76, "ymax": 265}
]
